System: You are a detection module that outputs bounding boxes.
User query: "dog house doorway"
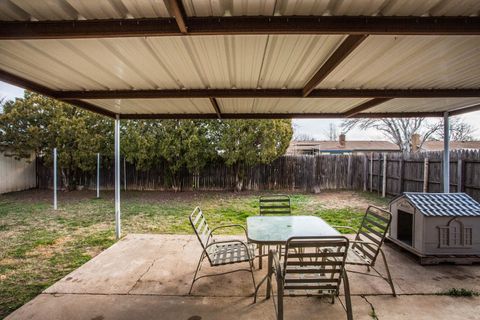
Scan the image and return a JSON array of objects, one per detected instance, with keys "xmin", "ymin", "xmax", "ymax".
[{"xmin": 397, "ymin": 210, "xmax": 413, "ymax": 246}]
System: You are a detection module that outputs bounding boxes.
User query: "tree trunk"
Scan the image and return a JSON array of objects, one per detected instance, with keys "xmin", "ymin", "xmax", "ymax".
[{"xmin": 234, "ymin": 163, "xmax": 244, "ymax": 192}]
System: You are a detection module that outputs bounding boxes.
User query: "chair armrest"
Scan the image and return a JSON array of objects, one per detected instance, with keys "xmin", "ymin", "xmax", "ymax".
[
  {"xmin": 332, "ymin": 225, "xmax": 358, "ymax": 233},
  {"xmin": 349, "ymin": 240, "xmax": 381, "ymax": 249},
  {"xmin": 204, "ymin": 239, "xmax": 254, "ymax": 260},
  {"xmin": 210, "ymin": 224, "xmax": 248, "ymax": 237}
]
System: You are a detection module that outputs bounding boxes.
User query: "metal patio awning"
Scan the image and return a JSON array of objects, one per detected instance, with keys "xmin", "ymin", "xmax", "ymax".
[{"xmin": 0, "ymin": 0, "xmax": 480, "ymax": 119}]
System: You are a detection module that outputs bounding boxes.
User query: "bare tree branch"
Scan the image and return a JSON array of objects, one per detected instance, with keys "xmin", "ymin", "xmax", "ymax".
[{"xmin": 341, "ymin": 116, "xmax": 476, "ymax": 152}]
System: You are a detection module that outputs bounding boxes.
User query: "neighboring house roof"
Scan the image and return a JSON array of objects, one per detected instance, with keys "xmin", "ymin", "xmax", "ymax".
[
  {"xmin": 393, "ymin": 192, "xmax": 480, "ymax": 217},
  {"xmin": 421, "ymin": 141, "xmax": 480, "ymax": 152},
  {"xmin": 287, "ymin": 140, "xmax": 400, "ymax": 154}
]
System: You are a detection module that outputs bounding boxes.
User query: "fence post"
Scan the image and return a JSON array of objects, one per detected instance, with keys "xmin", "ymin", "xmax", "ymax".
[
  {"xmin": 363, "ymin": 155, "xmax": 368, "ymax": 192},
  {"xmin": 423, "ymin": 158, "xmax": 429, "ymax": 193},
  {"xmin": 382, "ymin": 153, "xmax": 387, "ymax": 198},
  {"xmin": 97, "ymin": 153, "xmax": 100, "ymax": 198},
  {"xmin": 377, "ymin": 155, "xmax": 381, "ymax": 195},
  {"xmin": 370, "ymin": 152, "xmax": 373, "ymax": 192},
  {"xmin": 457, "ymin": 159, "xmax": 463, "ymax": 193},
  {"xmin": 347, "ymin": 155, "xmax": 352, "ymax": 189},
  {"xmin": 53, "ymin": 148, "xmax": 57, "ymax": 210},
  {"xmin": 398, "ymin": 158, "xmax": 404, "ymax": 194}
]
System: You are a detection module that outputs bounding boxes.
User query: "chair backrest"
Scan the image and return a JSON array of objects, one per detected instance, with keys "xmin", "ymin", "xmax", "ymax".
[
  {"xmin": 353, "ymin": 205, "xmax": 392, "ymax": 265},
  {"xmin": 189, "ymin": 207, "xmax": 213, "ymax": 252},
  {"xmin": 282, "ymin": 236, "xmax": 349, "ymax": 296},
  {"xmin": 259, "ymin": 195, "xmax": 291, "ymax": 215}
]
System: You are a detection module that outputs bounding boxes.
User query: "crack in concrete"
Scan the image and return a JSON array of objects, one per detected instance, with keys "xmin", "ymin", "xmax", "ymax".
[
  {"xmin": 127, "ymin": 257, "xmax": 159, "ymax": 294},
  {"xmin": 361, "ymin": 295, "xmax": 379, "ymax": 320}
]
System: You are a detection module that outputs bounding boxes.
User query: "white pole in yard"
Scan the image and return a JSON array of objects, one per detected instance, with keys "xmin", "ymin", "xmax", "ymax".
[
  {"xmin": 443, "ymin": 112, "xmax": 450, "ymax": 193},
  {"xmin": 53, "ymin": 148, "xmax": 57, "ymax": 210},
  {"xmin": 97, "ymin": 153, "xmax": 100, "ymax": 198},
  {"xmin": 124, "ymin": 156, "xmax": 127, "ymax": 191},
  {"xmin": 382, "ymin": 152, "xmax": 387, "ymax": 198},
  {"xmin": 115, "ymin": 115, "xmax": 121, "ymax": 239}
]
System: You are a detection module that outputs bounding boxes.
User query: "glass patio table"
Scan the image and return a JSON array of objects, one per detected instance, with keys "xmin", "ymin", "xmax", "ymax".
[{"xmin": 246, "ymin": 215, "xmax": 340, "ymax": 269}]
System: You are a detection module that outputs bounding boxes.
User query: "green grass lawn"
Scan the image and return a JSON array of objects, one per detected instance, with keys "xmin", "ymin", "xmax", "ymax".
[{"xmin": 0, "ymin": 189, "xmax": 388, "ymax": 318}]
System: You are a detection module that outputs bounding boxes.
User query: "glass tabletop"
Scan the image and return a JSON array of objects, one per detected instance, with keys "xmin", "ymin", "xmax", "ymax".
[{"xmin": 246, "ymin": 215, "xmax": 340, "ymax": 244}]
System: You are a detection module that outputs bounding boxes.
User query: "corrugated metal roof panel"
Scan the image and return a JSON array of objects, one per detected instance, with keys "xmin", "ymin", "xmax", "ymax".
[
  {"xmin": 259, "ymin": 35, "xmax": 344, "ymax": 89},
  {"xmin": 218, "ymin": 98, "xmax": 368, "ymax": 114},
  {"xmin": 84, "ymin": 98, "xmax": 214, "ymax": 114},
  {"xmin": 365, "ymin": 98, "xmax": 480, "ymax": 113},
  {"xmin": 0, "ymin": 0, "xmax": 170, "ymax": 21},
  {"xmin": 9, "ymin": 0, "xmax": 78, "ymax": 20},
  {"xmin": 399, "ymin": 193, "xmax": 480, "ymax": 217},
  {"xmin": 0, "ymin": 35, "xmax": 344, "ymax": 90},
  {"xmin": 318, "ymin": 36, "xmax": 480, "ymax": 90},
  {"xmin": 183, "ymin": 0, "xmax": 276, "ymax": 16},
  {"xmin": 2, "ymin": 0, "xmax": 479, "ymax": 22}
]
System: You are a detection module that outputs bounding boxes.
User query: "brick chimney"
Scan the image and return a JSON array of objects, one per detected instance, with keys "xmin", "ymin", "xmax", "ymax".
[
  {"xmin": 339, "ymin": 133, "xmax": 346, "ymax": 147},
  {"xmin": 411, "ymin": 133, "xmax": 420, "ymax": 152}
]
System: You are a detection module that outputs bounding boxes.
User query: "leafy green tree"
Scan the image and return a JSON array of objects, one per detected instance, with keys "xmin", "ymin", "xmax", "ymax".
[
  {"xmin": 0, "ymin": 92, "xmax": 113, "ymax": 189},
  {"xmin": 216, "ymin": 119, "xmax": 293, "ymax": 191},
  {"xmin": 122, "ymin": 120, "xmax": 162, "ymax": 170},
  {"xmin": 122, "ymin": 119, "xmax": 217, "ymax": 190}
]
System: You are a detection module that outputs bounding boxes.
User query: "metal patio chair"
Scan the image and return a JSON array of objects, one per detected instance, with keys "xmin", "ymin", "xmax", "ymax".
[
  {"xmin": 188, "ymin": 207, "xmax": 256, "ymax": 294},
  {"xmin": 333, "ymin": 205, "xmax": 396, "ymax": 296},
  {"xmin": 259, "ymin": 194, "xmax": 292, "ymax": 215},
  {"xmin": 254, "ymin": 236, "xmax": 353, "ymax": 320},
  {"xmin": 257, "ymin": 195, "xmax": 292, "ymax": 268}
]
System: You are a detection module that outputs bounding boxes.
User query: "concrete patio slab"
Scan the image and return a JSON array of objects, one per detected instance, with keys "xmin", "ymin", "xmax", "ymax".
[
  {"xmin": 369, "ymin": 295, "xmax": 480, "ymax": 320},
  {"xmin": 7, "ymin": 294, "xmax": 374, "ymax": 320},
  {"xmin": 7, "ymin": 234, "xmax": 480, "ymax": 319}
]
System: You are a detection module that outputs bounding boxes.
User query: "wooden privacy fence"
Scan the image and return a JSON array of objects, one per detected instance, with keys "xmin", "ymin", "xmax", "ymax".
[
  {"xmin": 36, "ymin": 155, "xmax": 363, "ymax": 193},
  {"xmin": 36, "ymin": 150, "xmax": 480, "ymax": 201},
  {"xmin": 367, "ymin": 150, "xmax": 480, "ymax": 201}
]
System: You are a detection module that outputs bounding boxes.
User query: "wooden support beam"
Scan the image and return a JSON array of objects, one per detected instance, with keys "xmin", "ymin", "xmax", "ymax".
[
  {"xmin": 343, "ymin": 98, "xmax": 392, "ymax": 117},
  {"xmin": 209, "ymin": 98, "xmax": 221, "ymax": 119},
  {"xmin": 165, "ymin": 0, "xmax": 188, "ymax": 34},
  {"xmin": 303, "ymin": 35, "xmax": 367, "ymax": 97},
  {"xmin": 55, "ymin": 88, "xmax": 480, "ymax": 100},
  {"xmin": 1, "ymin": 16, "xmax": 480, "ymax": 39}
]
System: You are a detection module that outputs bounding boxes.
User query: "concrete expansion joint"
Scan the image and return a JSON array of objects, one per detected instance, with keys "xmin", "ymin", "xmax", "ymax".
[{"xmin": 361, "ymin": 295, "xmax": 379, "ymax": 320}]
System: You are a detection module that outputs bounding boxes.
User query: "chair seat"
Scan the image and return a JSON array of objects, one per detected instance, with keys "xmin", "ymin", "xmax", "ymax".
[
  {"xmin": 345, "ymin": 248, "xmax": 372, "ymax": 265},
  {"xmin": 208, "ymin": 242, "xmax": 256, "ymax": 266}
]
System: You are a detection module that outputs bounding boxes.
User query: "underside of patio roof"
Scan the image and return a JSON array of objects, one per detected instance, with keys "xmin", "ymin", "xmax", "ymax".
[{"xmin": 1, "ymin": 0, "xmax": 480, "ymax": 119}]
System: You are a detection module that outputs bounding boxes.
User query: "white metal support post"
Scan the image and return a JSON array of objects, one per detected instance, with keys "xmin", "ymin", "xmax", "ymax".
[
  {"xmin": 443, "ymin": 112, "xmax": 450, "ymax": 193},
  {"xmin": 115, "ymin": 115, "xmax": 121, "ymax": 239},
  {"xmin": 53, "ymin": 148, "xmax": 57, "ymax": 210},
  {"xmin": 97, "ymin": 153, "xmax": 100, "ymax": 198}
]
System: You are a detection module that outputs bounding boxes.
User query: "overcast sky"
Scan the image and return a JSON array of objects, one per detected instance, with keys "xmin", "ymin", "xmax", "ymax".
[{"xmin": 2, "ymin": 80, "xmax": 479, "ymax": 141}]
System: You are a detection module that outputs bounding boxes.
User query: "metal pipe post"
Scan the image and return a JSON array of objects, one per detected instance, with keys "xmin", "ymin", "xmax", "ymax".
[
  {"xmin": 115, "ymin": 116, "xmax": 121, "ymax": 239},
  {"xmin": 123, "ymin": 156, "xmax": 127, "ymax": 191},
  {"xmin": 443, "ymin": 112, "xmax": 450, "ymax": 193},
  {"xmin": 97, "ymin": 153, "xmax": 100, "ymax": 198},
  {"xmin": 53, "ymin": 148, "xmax": 57, "ymax": 210}
]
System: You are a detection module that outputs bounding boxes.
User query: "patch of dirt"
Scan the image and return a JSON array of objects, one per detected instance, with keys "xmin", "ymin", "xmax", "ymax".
[
  {"xmin": 25, "ymin": 236, "xmax": 73, "ymax": 259},
  {"xmin": 312, "ymin": 191, "xmax": 386, "ymax": 210}
]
